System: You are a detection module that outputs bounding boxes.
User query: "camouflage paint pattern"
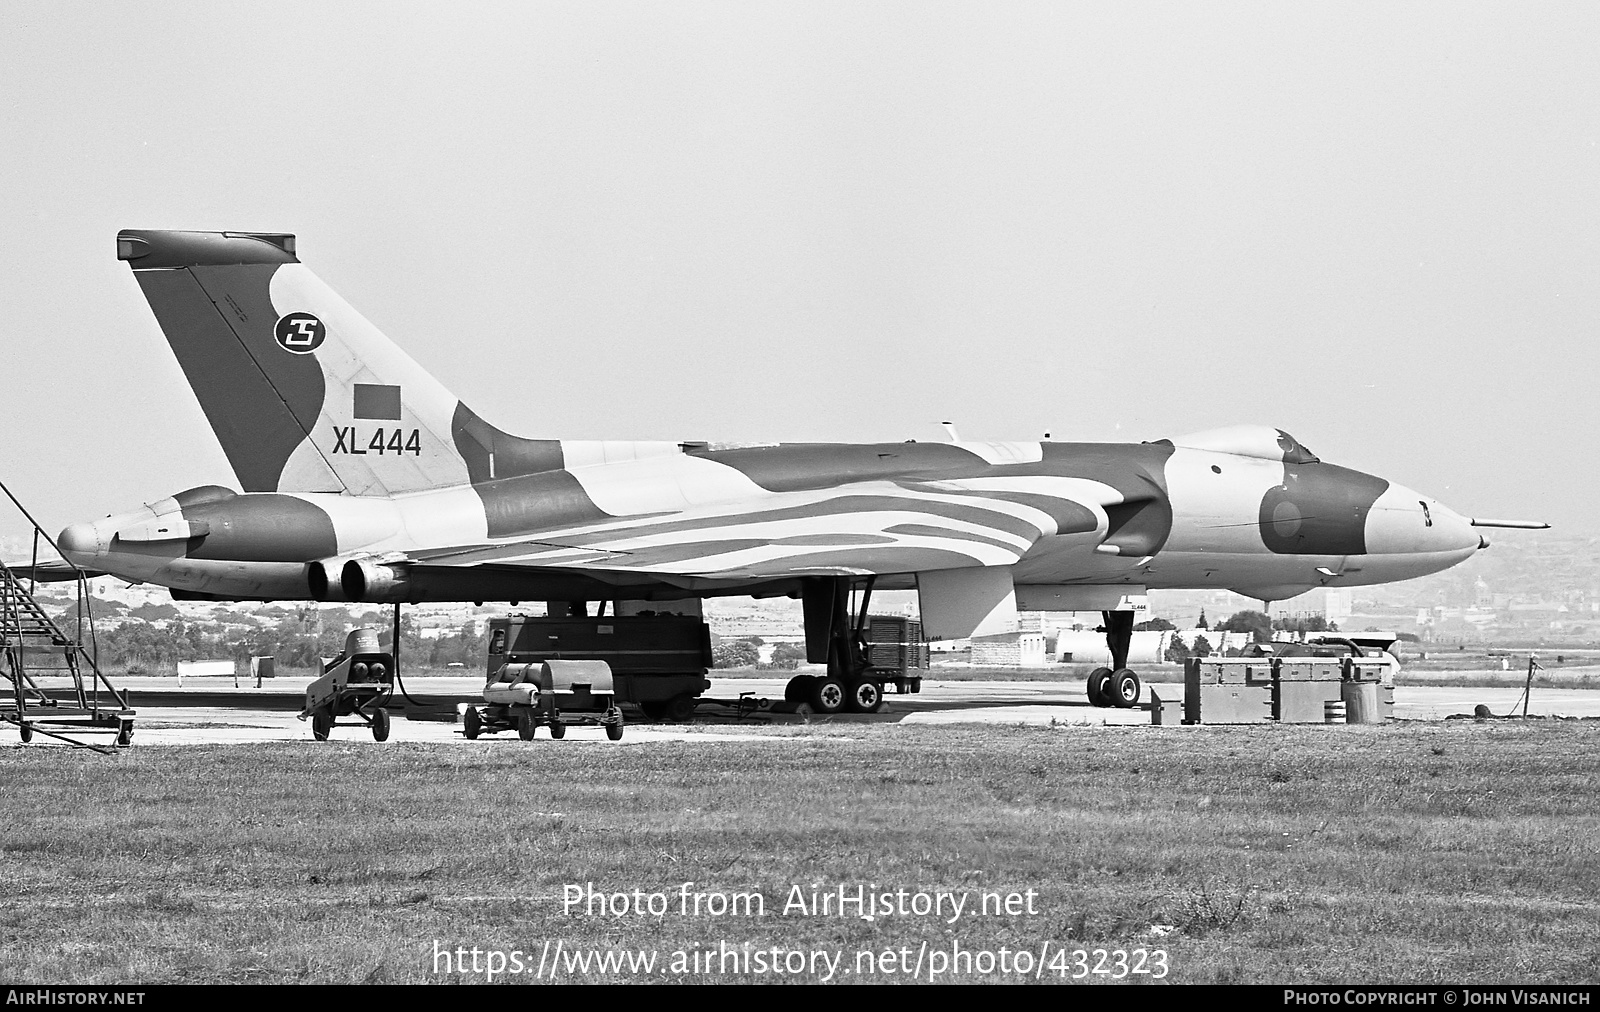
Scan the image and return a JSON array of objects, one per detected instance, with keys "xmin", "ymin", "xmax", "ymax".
[{"xmin": 57, "ymin": 231, "xmax": 1489, "ymax": 609}]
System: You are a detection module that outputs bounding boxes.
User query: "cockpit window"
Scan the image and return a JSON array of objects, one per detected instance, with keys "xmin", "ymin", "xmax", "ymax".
[
  {"xmin": 1275, "ymin": 430, "xmax": 1320, "ymax": 464},
  {"xmin": 1171, "ymin": 425, "xmax": 1320, "ymax": 463}
]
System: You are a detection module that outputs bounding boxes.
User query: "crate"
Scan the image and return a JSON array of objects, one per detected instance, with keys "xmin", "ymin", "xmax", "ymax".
[
  {"xmin": 864, "ymin": 616, "xmax": 929, "ymax": 672},
  {"xmin": 1276, "ymin": 659, "xmax": 1342, "ymax": 683},
  {"xmin": 1192, "ymin": 683, "xmax": 1274, "ymax": 724},
  {"xmin": 1190, "ymin": 659, "xmax": 1271, "ymax": 685},
  {"xmin": 1274, "ymin": 679, "xmax": 1344, "ymax": 723},
  {"xmin": 1184, "ymin": 658, "xmax": 1273, "ymax": 723},
  {"xmin": 1343, "ymin": 658, "xmax": 1390, "ymax": 684}
]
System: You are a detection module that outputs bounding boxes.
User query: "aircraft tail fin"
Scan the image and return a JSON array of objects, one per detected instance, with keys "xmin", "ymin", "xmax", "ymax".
[{"xmin": 117, "ymin": 229, "xmax": 560, "ymax": 496}]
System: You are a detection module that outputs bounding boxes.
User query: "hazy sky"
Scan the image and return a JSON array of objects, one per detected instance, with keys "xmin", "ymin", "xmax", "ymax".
[{"xmin": 2, "ymin": 2, "xmax": 1595, "ymax": 547}]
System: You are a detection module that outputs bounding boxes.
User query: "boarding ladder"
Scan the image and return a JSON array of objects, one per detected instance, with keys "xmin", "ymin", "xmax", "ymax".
[{"xmin": 0, "ymin": 480, "xmax": 133, "ymax": 752}]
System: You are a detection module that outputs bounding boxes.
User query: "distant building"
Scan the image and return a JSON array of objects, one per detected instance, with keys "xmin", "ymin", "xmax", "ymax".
[
  {"xmin": 1321, "ymin": 588, "xmax": 1353, "ymax": 627},
  {"xmin": 971, "ymin": 630, "xmax": 1047, "ymax": 667}
]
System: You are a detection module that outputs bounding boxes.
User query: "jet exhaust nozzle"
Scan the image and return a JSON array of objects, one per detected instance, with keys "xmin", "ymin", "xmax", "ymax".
[
  {"xmin": 341, "ymin": 558, "xmax": 411, "ymax": 603},
  {"xmin": 307, "ymin": 558, "xmax": 345, "ymax": 602}
]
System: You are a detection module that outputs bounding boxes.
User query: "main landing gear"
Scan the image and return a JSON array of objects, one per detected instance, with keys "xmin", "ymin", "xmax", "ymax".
[
  {"xmin": 783, "ymin": 669, "xmax": 885, "ymax": 716},
  {"xmin": 782, "ymin": 577, "xmax": 889, "ymax": 716},
  {"xmin": 1086, "ymin": 610, "xmax": 1142, "ymax": 709}
]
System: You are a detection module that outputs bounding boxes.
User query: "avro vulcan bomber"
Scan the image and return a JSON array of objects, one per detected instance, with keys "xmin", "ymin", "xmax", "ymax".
[{"xmin": 57, "ymin": 230, "xmax": 1544, "ymax": 710}]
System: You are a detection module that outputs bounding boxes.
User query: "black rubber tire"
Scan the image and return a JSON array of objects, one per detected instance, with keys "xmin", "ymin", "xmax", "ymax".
[
  {"xmin": 515, "ymin": 707, "xmax": 540, "ymax": 739},
  {"xmin": 1109, "ymin": 668, "xmax": 1142, "ymax": 708},
  {"xmin": 463, "ymin": 706, "xmax": 482, "ymax": 739},
  {"xmin": 783, "ymin": 675, "xmax": 815, "ymax": 704},
  {"xmin": 845, "ymin": 678, "xmax": 884, "ymax": 714},
  {"xmin": 1086, "ymin": 667, "xmax": 1114, "ymax": 708},
  {"xmin": 664, "ymin": 693, "xmax": 697, "ymax": 722},
  {"xmin": 18, "ymin": 723, "xmax": 32, "ymax": 744},
  {"xmin": 371, "ymin": 707, "xmax": 391, "ymax": 742},
  {"xmin": 116, "ymin": 721, "xmax": 134, "ymax": 747},
  {"xmin": 1109, "ymin": 668, "xmax": 1143, "ymax": 708},
  {"xmin": 606, "ymin": 711, "xmax": 624, "ymax": 741},
  {"xmin": 549, "ymin": 721, "xmax": 566, "ymax": 740},
  {"xmin": 809, "ymin": 675, "xmax": 847, "ymax": 715},
  {"xmin": 311, "ymin": 709, "xmax": 333, "ymax": 741}
]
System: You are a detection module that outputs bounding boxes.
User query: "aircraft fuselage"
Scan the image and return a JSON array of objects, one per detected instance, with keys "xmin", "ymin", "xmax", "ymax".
[{"xmin": 60, "ymin": 431, "xmax": 1482, "ymax": 606}]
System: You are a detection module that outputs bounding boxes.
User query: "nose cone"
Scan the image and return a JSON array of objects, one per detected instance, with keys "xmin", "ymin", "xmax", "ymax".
[
  {"xmin": 1364, "ymin": 484, "xmax": 1480, "ymax": 559},
  {"xmin": 57, "ymin": 522, "xmax": 104, "ymax": 563}
]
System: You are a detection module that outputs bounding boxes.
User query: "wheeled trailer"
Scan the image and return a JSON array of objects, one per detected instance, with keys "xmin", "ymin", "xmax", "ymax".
[
  {"xmin": 463, "ymin": 659, "xmax": 625, "ymax": 741},
  {"xmin": 299, "ymin": 628, "xmax": 394, "ymax": 742}
]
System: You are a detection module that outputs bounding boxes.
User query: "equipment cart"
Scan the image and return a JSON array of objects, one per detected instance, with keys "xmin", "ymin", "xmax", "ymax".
[
  {"xmin": 299, "ymin": 628, "xmax": 394, "ymax": 741},
  {"xmin": 464, "ymin": 659, "xmax": 625, "ymax": 741}
]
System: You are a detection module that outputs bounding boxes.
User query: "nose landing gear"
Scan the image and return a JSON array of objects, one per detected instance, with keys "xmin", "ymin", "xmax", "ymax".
[{"xmin": 1085, "ymin": 610, "xmax": 1143, "ymax": 709}]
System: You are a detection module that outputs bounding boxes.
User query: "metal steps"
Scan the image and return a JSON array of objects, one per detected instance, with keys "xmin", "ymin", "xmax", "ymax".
[{"xmin": 0, "ymin": 482, "xmax": 134, "ymax": 753}]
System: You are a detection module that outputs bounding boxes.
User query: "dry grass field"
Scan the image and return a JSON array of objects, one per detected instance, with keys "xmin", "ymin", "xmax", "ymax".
[{"xmin": 2, "ymin": 720, "xmax": 1598, "ymax": 984}]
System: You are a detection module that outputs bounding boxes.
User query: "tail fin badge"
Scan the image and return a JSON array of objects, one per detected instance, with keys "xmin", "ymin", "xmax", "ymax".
[{"xmin": 274, "ymin": 313, "xmax": 326, "ymax": 354}]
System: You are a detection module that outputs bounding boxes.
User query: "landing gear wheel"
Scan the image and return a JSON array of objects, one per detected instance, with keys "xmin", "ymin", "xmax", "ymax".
[
  {"xmin": 516, "ymin": 709, "xmax": 537, "ymax": 741},
  {"xmin": 19, "ymin": 723, "xmax": 32, "ymax": 744},
  {"xmin": 845, "ymin": 678, "xmax": 884, "ymax": 714},
  {"xmin": 116, "ymin": 721, "xmax": 134, "ymax": 747},
  {"xmin": 606, "ymin": 710, "xmax": 624, "ymax": 741},
  {"xmin": 1108, "ymin": 668, "xmax": 1142, "ymax": 709},
  {"xmin": 639, "ymin": 700, "xmax": 668, "ymax": 721},
  {"xmin": 784, "ymin": 675, "xmax": 816, "ymax": 704},
  {"xmin": 549, "ymin": 720, "xmax": 566, "ymax": 740},
  {"xmin": 664, "ymin": 693, "xmax": 697, "ymax": 722},
  {"xmin": 463, "ymin": 706, "xmax": 482, "ymax": 739},
  {"xmin": 810, "ymin": 675, "xmax": 846, "ymax": 715},
  {"xmin": 311, "ymin": 708, "xmax": 333, "ymax": 741},
  {"xmin": 1086, "ymin": 667, "xmax": 1114, "ymax": 708},
  {"xmin": 371, "ymin": 707, "xmax": 391, "ymax": 742}
]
